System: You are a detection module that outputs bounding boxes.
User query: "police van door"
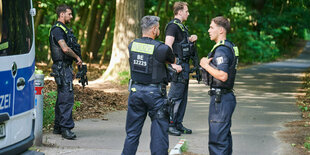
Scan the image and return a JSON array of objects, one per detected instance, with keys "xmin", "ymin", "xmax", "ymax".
[{"xmin": 0, "ymin": 0, "xmax": 36, "ymax": 150}]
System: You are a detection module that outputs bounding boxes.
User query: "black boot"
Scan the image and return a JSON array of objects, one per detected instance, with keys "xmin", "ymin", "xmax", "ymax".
[
  {"xmin": 61, "ymin": 129, "xmax": 77, "ymax": 140},
  {"xmin": 168, "ymin": 127, "xmax": 181, "ymax": 136},
  {"xmin": 53, "ymin": 126, "xmax": 61, "ymax": 134},
  {"xmin": 177, "ymin": 124, "xmax": 192, "ymax": 134}
]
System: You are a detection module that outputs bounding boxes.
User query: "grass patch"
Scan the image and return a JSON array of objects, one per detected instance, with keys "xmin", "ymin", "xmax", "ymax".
[
  {"xmin": 43, "ymin": 90, "xmax": 82, "ymax": 132},
  {"xmin": 118, "ymin": 71, "xmax": 130, "ymax": 85}
]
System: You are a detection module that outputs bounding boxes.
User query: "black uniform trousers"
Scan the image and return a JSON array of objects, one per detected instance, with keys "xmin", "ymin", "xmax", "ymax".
[
  {"xmin": 168, "ymin": 62, "xmax": 190, "ymax": 127},
  {"xmin": 54, "ymin": 65, "xmax": 75, "ymax": 131},
  {"xmin": 168, "ymin": 80, "xmax": 189, "ymax": 127},
  {"xmin": 208, "ymin": 92, "xmax": 236, "ymax": 155},
  {"xmin": 122, "ymin": 84, "xmax": 169, "ymax": 155}
]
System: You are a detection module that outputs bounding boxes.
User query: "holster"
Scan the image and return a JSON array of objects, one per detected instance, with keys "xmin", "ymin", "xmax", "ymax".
[
  {"xmin": 51, "ymin": 62, "xmax": 64, "ymax": 86},
  {"xmin": 167, "ymin": 98, "xmax": 176, "ymax": 124},
  {"xmin": 208, "ymin": 88, "xmax": 233, "ymax": 103}
]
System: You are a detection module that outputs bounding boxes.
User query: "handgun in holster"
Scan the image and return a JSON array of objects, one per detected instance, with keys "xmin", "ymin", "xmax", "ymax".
[
  {"xmin": 50, "ymin": 63, "xmax": 64, "ymax": 86},
  {"xmin": 215, "ymin": 89, "xmax": 222, "ymax": 103},
  {"xmin": 167, "ymin": 98, "xmax": 176, "ymax": 124}
]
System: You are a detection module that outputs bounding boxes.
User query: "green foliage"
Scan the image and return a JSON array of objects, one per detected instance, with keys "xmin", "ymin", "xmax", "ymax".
[
  {"xmin": 180, "ymin": 140, "xmax": 188, "ymax": 152},
  {"xmin": 43, "ymin": 90, "xmax": 82, "ymax": 131},
  {"xmin": 35, "ymin": 66, "xmax": 43, "ymax": 74},
  {"xmin": 33, "ymin": 0, "xmax": 310, "ymax": 67},
  {"xmin": 304, "ymin": 141, "xmax": 310, "ymax": 150},
  {"xmin": 43, "ymin": 91, "xmax": 57, "ymax": 130},
  {"xmin": 73, "ymin": 101, "xmax": 81, "ymax": 111},
  {"xmin": 118, "ymin": 71, "xmax": 130, "ymax": 85}
]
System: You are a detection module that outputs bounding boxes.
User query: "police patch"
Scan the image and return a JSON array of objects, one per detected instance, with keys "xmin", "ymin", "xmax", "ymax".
[{"xmin": 216, "ymin": 57, "xmax": 224, "ymax": 65}]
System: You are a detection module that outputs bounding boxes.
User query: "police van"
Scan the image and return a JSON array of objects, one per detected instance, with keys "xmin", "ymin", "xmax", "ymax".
[{"xmin": 0, "ymin": 0, "xmax": 37, "ymax": 154}]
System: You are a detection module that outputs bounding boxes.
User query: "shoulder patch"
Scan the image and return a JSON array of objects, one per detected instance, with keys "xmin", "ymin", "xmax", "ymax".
[{"xmin": 216, "ymin": 57, "xmax": 224, "ymax": 65}]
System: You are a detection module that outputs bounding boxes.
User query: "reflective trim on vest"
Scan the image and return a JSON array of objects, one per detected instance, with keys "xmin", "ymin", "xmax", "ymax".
[
  {"xmin": 208, "ymin": 40, "xmax": 239, "ymax": 89},
  {"xmin": 173, "ymin": 20, "xmax": 185, "ymax": 32},
  {"xmin": 55, "ymin": 23, "xmax": 68, "ymax": 34},
  {"xmin": 131, "ymin": 42, "xmax": 155, "ymax": 55},
  {"xmin": 208, "ymin": 40, "xmax": 239, "ymax": 58},
  {"xmin": 233, "ymin": 46, "xmax": 239, "ymax": 56}
]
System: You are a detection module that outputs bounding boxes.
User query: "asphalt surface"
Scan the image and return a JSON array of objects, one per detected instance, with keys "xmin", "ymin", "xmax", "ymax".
[{"xmin": 37, "ymin": 42, "xmax": 310, "ymax": 155}]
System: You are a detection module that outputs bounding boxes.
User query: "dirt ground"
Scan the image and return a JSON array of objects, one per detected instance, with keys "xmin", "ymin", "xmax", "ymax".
[
  {"xmin": 44, "ymin": 80, "xmax": 128, "ymax": 121},
  {"xmin": 277, "ymin": 43, "xmax": 310, "ymax": 154},
  {"xmin": 38, "ymin": 62, "xmax": 129, "ymax": 125}
]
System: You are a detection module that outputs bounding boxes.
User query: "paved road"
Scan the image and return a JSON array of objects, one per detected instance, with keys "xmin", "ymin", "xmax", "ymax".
[{"xmin": 37, "ymin": 42, "xmax": 310, "ymax": 155}]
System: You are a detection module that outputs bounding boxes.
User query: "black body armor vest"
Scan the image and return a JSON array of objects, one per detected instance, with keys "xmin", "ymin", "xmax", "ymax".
[
  {"xmin": 129, "ymin": 38, "xmax": 168, "ymax": 84},
  {"xmin": 209, "ymin": 40, "xmax": 239, "ymax": 89},
  {"xmin": 49, "ymin": 22, "xmax": 81, "ymax": 64},
  {"xmin": 166, "ymin": 19, "xmax": 190, "ymax": 62}
]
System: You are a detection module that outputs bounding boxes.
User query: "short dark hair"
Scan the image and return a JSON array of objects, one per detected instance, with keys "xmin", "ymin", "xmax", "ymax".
[
  {"xmin": 141, "ymin": 16, "xmax": 160, "ymax": 34},
  {"xmin": 173, "ymin": 2, "xmax": 188, "ymax": 15},
  {"xmin": 56, "ymin": 4, "xmax": 72, "ymax": 18},
  {"xmin": 212, "ymin": 16, "xmax": 231, "ymax": 33}
]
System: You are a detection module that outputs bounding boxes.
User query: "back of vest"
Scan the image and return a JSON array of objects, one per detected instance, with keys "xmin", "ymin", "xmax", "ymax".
[{"xmin": 129, "ymin": 38, "xmax": 168, "ymax": 84}]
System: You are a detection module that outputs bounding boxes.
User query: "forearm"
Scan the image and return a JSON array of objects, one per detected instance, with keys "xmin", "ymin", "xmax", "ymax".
[
  {"xmin": 64, "ymin": 47, "xmax": 79, "ymax": 59},
  {"xmin": 202, "ymin": 64, "xmax": 228, "ymax": 82},
  {"xmin": 58, "ymin": 40, "xmax": 79, "ymax": 59}
]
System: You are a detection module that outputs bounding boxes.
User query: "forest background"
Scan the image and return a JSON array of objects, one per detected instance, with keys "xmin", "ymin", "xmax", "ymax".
[{"xmin": 33, "ymin": 0, "xmax": 310, "ymax": 81}]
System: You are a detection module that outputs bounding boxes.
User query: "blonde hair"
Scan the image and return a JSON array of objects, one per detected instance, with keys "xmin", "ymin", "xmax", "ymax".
[{"xmin": 173, "ymin": 1, "xmax": 188, "ymax": 15}]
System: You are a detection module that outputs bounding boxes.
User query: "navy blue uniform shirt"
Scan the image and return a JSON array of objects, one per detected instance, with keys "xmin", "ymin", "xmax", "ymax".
[
  {"xmin": 211, "ymin": 45, "xmax": 234, "ymax": 74},
  {"xmin": 51, "ymin": 22, "xmax": 67, "ymax": 45}
]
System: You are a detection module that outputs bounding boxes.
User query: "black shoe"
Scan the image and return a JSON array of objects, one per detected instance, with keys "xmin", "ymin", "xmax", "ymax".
[
  {"xmin": 53, "ymin": 128, "xmax": 61, "ymax": 134},
  {"xmin": 61, "ymin": 129, "xmax": 76, "ymax": 140},
  {"xmin": 177, "ymin": 125, "xmax": 192, "ymax": 134},
  {"xmin": 168, "ymin": 127, "xmax": 181, "ymax": 136}
]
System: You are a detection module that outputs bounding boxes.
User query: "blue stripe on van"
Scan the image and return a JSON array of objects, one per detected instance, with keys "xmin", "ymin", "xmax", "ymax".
[{"xmin": 0, "ymin": 61, "xmax": 35, "ymax": 116}]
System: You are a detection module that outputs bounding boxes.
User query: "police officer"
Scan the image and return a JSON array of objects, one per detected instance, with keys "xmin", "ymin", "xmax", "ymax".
[
  {"xmin": 165, "ymin": 1, "xmax": 197, "ymax": 136},
  {"xmin": 49, "ymin": 4, "xmax": 82, "ymax": 140},
  {"xmin": 200, "ymin": 16, "xmax": 239, "ymax": 155},
  {"xmin": 122, "ymin": 16, "xmax": 176, "ymax": 155}
]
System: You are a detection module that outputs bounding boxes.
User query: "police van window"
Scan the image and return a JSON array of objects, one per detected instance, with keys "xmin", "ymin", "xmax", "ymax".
[{"xmin": 0, "ymin": 0, "xmax": 33, "ymax": 56}]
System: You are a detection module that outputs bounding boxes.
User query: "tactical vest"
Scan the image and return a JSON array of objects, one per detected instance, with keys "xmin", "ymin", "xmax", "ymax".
[
  {"xmin": 166, "ymin": 19, "xmax": 190, "ymax": 62},
  {"xmin": 129, "ymin": 38, "xmax": 168, "ymax": 84},
  {"xmin": 49, "ymin": 22, "xmax": 79, "ymax": 64},
  {"xmin": 208, "ymin": 40, "xmax": 239, "ymax": 89}
]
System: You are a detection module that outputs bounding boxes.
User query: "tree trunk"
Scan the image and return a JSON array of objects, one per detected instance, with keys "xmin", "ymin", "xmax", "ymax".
[
  {"xmin": 155, "ymin": 0, "xmax": 163, "ymax": 16},
  {"xmin": 89, "ymin": 0, "xmax": 106, "ymax": 61},
  {"xmin": 100, "ymin": 0, "xmax": 144, "ymax": 82},
  {"xmin": 82, "ymin": 0, "xmax": 99, "ymax": 60},
  {"xmin": 99, "ymin": 25, "xmax": 113, "ymax": 67},
  {"xmin": 78, "ymin": 6, "xmax": 89, "ymax": 59},
  {"xmin": 34, "ymin": 9, "xmax": 44, "ymax": 33}
]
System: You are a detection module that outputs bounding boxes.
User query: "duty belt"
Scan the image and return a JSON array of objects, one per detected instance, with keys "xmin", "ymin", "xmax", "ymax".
[
  {"xmin": 132, "ymin": 81, "xmax": 166, "ymax": 88},
  {"xmin": 208, "ymin": 88, "xmax": 233, "ymax": 96},
  {"xmin": 54, "ymin": 61, "xmax": 72, "ymax": 68}
]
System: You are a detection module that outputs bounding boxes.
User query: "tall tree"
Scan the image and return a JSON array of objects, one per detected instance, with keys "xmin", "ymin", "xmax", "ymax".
[{"xmin": 99, "ymin": 0, "xmax": 144, "ymax": 82}]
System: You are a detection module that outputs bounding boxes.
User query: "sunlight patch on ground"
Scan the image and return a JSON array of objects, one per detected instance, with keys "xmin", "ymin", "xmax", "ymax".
[{"xmin": 264, "ymin": 111, "xmax": 300, "ymax": 115}]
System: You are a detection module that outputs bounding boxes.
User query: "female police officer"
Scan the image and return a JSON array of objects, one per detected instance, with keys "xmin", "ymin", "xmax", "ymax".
[{"xmin": 121, "ymin": 16, "xmax": 176, "ymax": 155}]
